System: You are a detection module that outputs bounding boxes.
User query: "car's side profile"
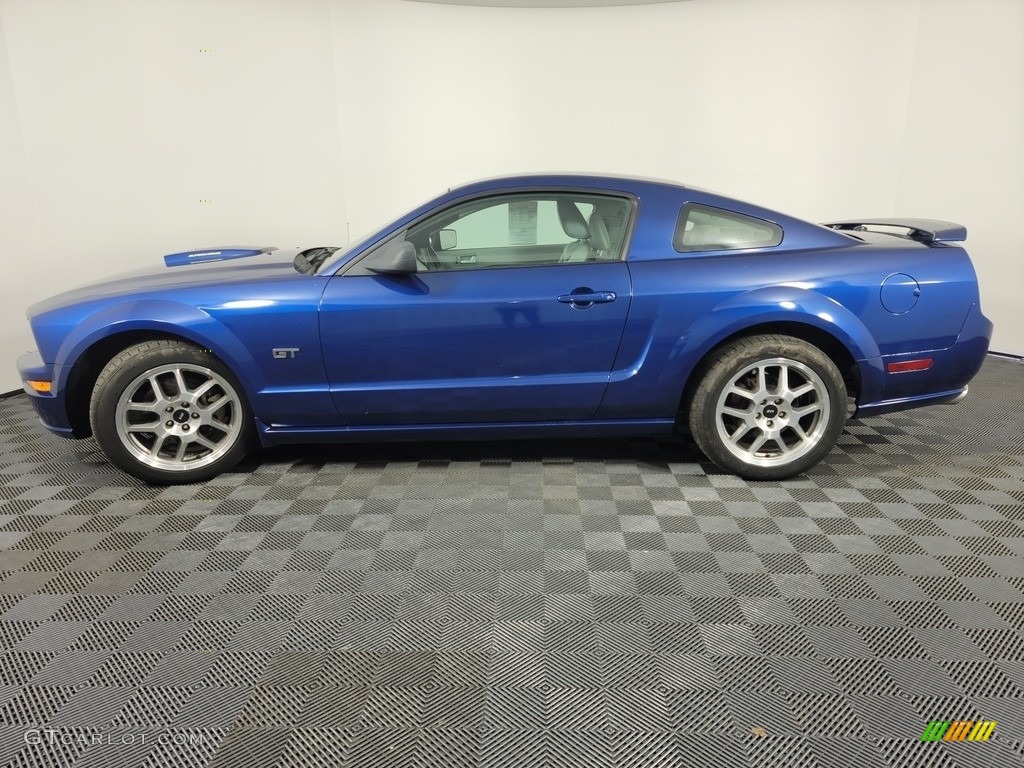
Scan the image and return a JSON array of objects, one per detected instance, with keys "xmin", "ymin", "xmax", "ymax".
[{"xmin": 17, "ymin": 174, "xmax": 992, "ymax": 484}]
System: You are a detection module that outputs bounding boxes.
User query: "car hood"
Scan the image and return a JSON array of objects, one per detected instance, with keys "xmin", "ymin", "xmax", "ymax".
[{"xmin": 28, "ymin": 246, "xmax": 307, "ymax": 316}]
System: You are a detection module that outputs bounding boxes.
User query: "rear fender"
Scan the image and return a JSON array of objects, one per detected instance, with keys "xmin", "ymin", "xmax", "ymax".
[
  {"xmin": 602, "ymin": 285, "xmax": 878, "ymax": 419},
  {"xmin": 662, "ymin": 286, "xmax": 878, "ymax": 415},
  {"xmin": 679, "ymin": 286, "xmax": 880, "ymax": 365}
]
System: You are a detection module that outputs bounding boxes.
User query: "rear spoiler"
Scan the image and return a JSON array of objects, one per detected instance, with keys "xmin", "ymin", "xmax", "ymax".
[{"xmin": 824, "ymin": 218, "xmax": 966, "ymax": 243}]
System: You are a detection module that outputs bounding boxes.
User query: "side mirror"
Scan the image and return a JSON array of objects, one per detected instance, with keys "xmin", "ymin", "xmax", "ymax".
[
  {"xmin": 366, "ymin": 239, "xmax": 417, "ymax": 275},
  {"xmin": 430, "ymin": 229, "xmax": 457, "ymax": 251}
]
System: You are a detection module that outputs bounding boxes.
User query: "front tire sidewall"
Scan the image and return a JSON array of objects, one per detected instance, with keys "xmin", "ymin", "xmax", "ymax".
[
  {"xmin": 689, "ymin": 336, "xmax": 847, "ymax": 481},
  {"xmin": 90, "ymin": 342, "xmax": 254, "ymax": 484}
]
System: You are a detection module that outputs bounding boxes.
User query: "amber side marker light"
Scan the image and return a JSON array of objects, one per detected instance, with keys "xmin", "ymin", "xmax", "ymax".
[
  {"xmin": 886, "ymin": 358, "xmax": 933, "ymax": 374},
  {"xmin": 25, "ymin": 380, "xmax": 52, "ymax": 393}
]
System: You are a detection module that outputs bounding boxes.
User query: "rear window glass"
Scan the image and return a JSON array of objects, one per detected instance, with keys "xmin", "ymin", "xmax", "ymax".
[{"xmin": 674, "ymin": 204, "xmax": 782, "ymax": 252}]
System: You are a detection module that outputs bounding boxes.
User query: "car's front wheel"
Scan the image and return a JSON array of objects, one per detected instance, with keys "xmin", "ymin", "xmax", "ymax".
[
  {"xmin": 90, "ymin": 340, "xmax": 254, "ymax": 484},
  {"xmin": 687, "ymin": 335, "xmax": 847, "ymax": 480}
]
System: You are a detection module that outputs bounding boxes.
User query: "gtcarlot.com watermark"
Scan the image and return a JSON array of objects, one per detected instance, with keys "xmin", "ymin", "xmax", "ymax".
[{"xmin": 24, "ymin": 729, "xmax": 207, "ymax": 747}]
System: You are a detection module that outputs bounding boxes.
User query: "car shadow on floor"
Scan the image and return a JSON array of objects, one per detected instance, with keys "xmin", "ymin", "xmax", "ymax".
[{"xmin": 239, "ymin": 434, "xmax": 704, "ymax": 473}]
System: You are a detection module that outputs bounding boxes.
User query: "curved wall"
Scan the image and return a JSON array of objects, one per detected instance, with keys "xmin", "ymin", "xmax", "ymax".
[{"xmin": 0, "ymin": 0, "xmax": 1020, "ymax": 392}]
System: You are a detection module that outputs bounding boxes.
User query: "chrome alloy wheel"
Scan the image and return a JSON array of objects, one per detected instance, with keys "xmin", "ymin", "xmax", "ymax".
[
  {"xmin": 714, "ymin": 357, "xmax": 831, "ymax": 467},
  {"xmin": 114, "ymin": 363, "xmax": 244, "ymax": 471}
]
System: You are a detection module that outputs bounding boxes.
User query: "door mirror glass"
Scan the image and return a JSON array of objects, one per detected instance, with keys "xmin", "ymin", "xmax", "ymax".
[{"xmin": 432, "ymin": 229, "xmax": 457, "ymax": 251}]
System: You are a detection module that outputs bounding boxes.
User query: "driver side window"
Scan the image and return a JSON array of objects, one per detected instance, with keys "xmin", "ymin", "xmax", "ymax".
[{"xmin": 406, "ymin": 192, "xmax": 630, "ymax": 272}]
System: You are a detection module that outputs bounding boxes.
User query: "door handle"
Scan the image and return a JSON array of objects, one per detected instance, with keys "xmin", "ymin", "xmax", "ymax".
[{"xmin": 557, "ymin": 290, "xmax": 617, "ymax": 308}]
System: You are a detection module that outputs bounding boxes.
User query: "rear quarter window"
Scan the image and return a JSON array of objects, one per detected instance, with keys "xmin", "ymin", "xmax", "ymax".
[{"xmin": 674, "ymin": 204, "xmax": 782, "ymax": 253}]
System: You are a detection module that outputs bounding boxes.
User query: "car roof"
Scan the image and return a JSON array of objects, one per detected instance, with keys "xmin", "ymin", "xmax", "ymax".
[
  {"xmin": 446, "ymin": 172, "xmax": 687, "ymax": 197},
  {"xmin": 442, "ymin": 173, "xmax": 853, "ymax": 247}
]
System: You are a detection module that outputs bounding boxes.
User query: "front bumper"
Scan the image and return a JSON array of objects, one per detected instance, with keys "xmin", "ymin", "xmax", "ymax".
[{"xmin": 15, "ymin": 350, "xmax": 76, "ymax": 437}]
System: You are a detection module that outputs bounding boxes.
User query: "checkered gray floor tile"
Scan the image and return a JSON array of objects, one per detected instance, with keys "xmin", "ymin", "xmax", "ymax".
[{"xmin": 0, "ymin": 356, "xmax": 1022, "ymax": 767}]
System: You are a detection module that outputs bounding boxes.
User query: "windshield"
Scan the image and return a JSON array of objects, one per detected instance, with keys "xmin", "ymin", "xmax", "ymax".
[{"xmin": 313, "ymin": 191, "xmax": 448, "ymax": 275}]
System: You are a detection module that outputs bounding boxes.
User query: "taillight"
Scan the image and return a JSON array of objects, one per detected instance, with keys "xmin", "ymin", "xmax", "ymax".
[{"xmin": 886, "ymin": 358, "xmax": 933, "ymax": 374}]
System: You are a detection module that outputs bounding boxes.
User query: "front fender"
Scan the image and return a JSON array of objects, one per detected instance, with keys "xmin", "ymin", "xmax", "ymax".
[{"xmin": 53, "ymin": 300, "xmax": 264, "ymax": 400}]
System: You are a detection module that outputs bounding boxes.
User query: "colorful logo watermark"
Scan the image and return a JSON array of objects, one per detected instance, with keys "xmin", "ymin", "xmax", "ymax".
[{"xmin": 920, "ymin": 720, "xmax": 996, "ymax": 742}]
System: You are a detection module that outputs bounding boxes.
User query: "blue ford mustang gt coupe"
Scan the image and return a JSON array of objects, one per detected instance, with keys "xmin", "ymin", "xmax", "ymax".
[{"xmin": 17, "ymin": 174, "xmax": 992, "ymax": 484}]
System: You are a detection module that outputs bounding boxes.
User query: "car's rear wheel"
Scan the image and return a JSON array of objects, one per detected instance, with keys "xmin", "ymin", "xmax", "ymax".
[
  {"xmin": 687, "ymin": 335, "xmax": 847, "ymax": 480},
  {"xmin": 90, "ymin": 340, "xmax": 254, "ymax": 484}
]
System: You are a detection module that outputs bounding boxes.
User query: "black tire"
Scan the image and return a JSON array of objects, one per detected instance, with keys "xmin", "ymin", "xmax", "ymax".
[
  {"xmin": 687, "ymin": 334, "xmax": 847, "ymax": 480},
  {"xmin": 89, "ymin": 340, "xmax": 255, "ymax": 484}
]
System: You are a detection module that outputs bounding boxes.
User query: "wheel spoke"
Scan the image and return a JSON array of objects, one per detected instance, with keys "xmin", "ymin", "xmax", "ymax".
[
  {"xmin": 194, "ymin": 434, "xmax": 219, "ymax": 451},
  {"xmin": 790, "ymin": 402, "xmax": 821, "ymax": 418},
  {"xmin": 148, "ymin": 375, "xmax": 169, "ymax": 402},
  {"xmin": 727, "ymin": 385, "xmax": 755, "ymax": 403},
  {"xmin": 192, "ymin": 379, "xmax": 217, "ymax": 404},
  {"xmin": 208, "ymin": 399, "xmax": 237, "ymax": 422},
  {"xmin": 207, "ymin": 401, "xmax": 237, "ymax": 421},
  {"xmin": 721, "ymin": 405, "xmax": 752, "ymax": 419},
  {"xmin": 747, "ymin": 434, "xmax": 768, "ymax": 455},
  {"xmin": 729, "ymin": 423, "xmax": 753, "ymax": 444},
  {"xmin": 790, "ymin": 382, "xmax": 815, "ymax": 399},
  {"xmin": 149, "ymin": 435, "xmax": 168, "ymax": 457},
  {"xmin": 126, "ymin": 401, "xmax": 165, "ymax": 418},
  {"xmin": 207, "ymin": 421, "xmax": 234, "ymax": 439},
  {"xmin": 756, "ymin": 366, "xmax": 767, "ymax": 394},
  {"xmin": 199, "ymin": 391, "xmax": 236, "ymax": 417},
  {"xmin": 778, "ymin": 364, "xmax": 790, "ymax": 393},
  {"xmin": 172, "ymin": 368, "xmax": 188, "ymax": 399}
]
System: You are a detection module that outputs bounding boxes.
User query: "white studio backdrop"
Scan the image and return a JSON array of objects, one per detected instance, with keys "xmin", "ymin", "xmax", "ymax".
[{"xmin": 0, "ymin": 0, "xmax": 1021, "ymax": 394}]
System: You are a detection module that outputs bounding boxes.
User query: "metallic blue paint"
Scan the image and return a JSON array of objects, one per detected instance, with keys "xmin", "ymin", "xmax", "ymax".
[
  {"xmin": 319, "ymin": 261, "xmax": 632, "ymax": 425},
  {"xmin": 17, "ymin": 174, "xmax": 992, "ymax": 454}
]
